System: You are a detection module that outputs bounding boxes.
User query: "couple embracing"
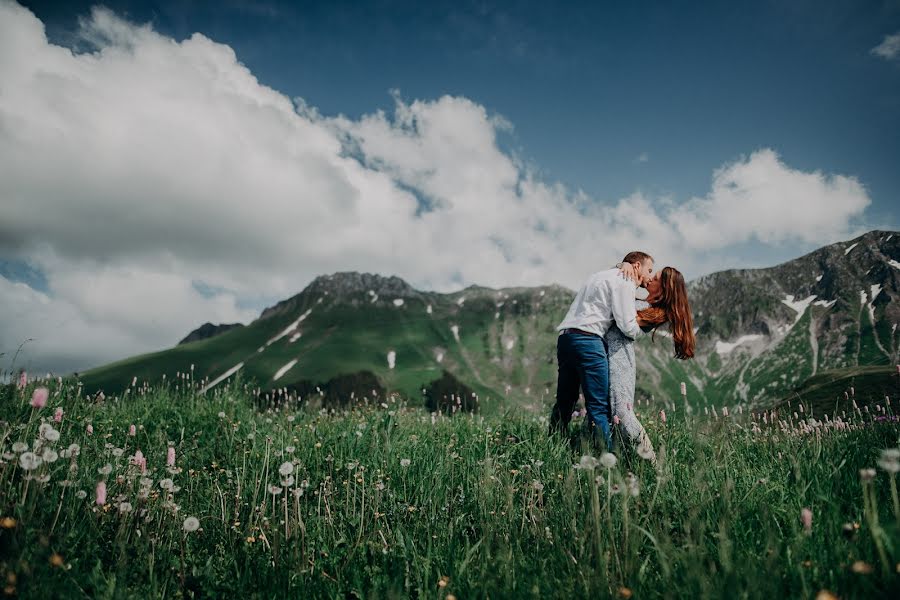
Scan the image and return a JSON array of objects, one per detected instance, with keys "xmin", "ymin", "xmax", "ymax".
[{"xmin": 549, "ymin": 251, "xmax": 695, "ymax": 462}]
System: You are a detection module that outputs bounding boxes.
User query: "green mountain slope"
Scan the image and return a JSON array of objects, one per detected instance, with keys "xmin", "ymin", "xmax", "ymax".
[{"xmin": 80, "ymin": 231, "xmax": 900, "ymax": 411}]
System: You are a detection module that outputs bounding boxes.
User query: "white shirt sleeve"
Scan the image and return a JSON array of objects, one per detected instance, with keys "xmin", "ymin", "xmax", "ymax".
[{"xmin": 611, "ymin": 278, "xmax": 642, "ymax": 340}]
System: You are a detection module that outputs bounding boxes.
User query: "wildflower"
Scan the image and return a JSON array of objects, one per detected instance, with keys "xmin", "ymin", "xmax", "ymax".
[
  {"xmin": 859, "ymin": 468, "xmax": 876, "ymax": 482},
  {"xmin": 96, "ymin": 481, "xmax": 107, "ymax": 505},
  {"xmin": 44, "ymin": 427, "xmax": 60, "ymax": 442},
  {"xmin": 41, "ymin": 449, "xmax": 58, "ymax": 463},
  {"xmin": 438, "ymin": 575, "xmax": 450, "ymax": 588},
  {"xmin": 159, "ymin": 479, "xmax": 175, "ymax": 492},
  {"xmin": 217, "ymin": 412, "xmax": 226, "ymax": 418},
  {"xmin": 600, "ymin": 453, "xmax": 618, "ymax": 469},
  {"xmin": 851, "ymin": 560, "xmax": 873, "ymax": 574},
  {"xmin": 0, "ymin": 517, "xmax": 15, "ymax": 529},
  {"xmin": 131, "ymin": 450, "xmax": 147, "ymax": 472},
  {"xmin": 660, "ymin": 410, "xmax": 666, "ymax": 424},
  {"xmin": 618, "ymin": 587, "xmax": 633, "ymax": 599},
  {"xmin": 800, "ymin": 508, "xmax": 812, "ymax": 534},
  {"xmin": 815, "ymin": 591, "xmax": 838, "ymax": 600},
  {"xmin": 53, "ymin": 407, "xmax": 63, "ymax": 423},
  {"xmin": 166, "ymin": 447, "xmax": 176, "ymax": 468},
  {"xmin": 111, "ymin": 448, "xmax": 124, "ymax": 458},
  {"xmin": 128, "ymin": 425, "xmax": 136, "ymax": 436},
  {"xmin": 19, "ymin": 452, "xmax": 42, "ymax": 471},
  {"xmin": 183, "ymin": 516, "xmax": 200, "ymax": 532},
  {"xmin": 118, "ymin": 502, "xmax": 133, "ymax": 514},
  {"xmin": 268, "ymin": 485, "xmax": 283, "ymax": 495},
  {"xmin": 75, "ymin": 490, "xmax": 87, "ymax": 500},
  {"xmin": 87, "ymin": 424, "xmax": 93, "ymax": 435},
  {"xmin": 49, "ymin": 553, "xmax": 64, "ymax": 568},
  {"xmin": 532, "ymin": 480, "xmax": 544, "ymax": 492},
  {"xmin": 281, "ymin": 475, "xmax": 295, "ymax": 487},
  {"xmin": 680, "ymin": 382, "xmax": 687, "ymax": 396},
  {"xmin": 400, "ymin": 458, "xmax": 411, "ymax": 468},
  {"xmin": 98, "ymin": 464, "xmax": 112, "ymax": 475},
  {"xmin": 12, "ymin": 442, "xmax": 27, "ymax": 453},
  {"xmin": 626, "ymin": 474, "xmax": 640, "ymax": 497},
  {"xmin": 285, "ymin": 445, "xmax": 295, "ymax": 453},
  {"xmin": 31, "ymin": 388, "xmax": 48, "ymax": 408},
  {"xmin": 278, "ymin": 461, "xmax": 294, "ymax": 476},
  {"xmin": 575, "ymin": 455, "xmax": 599, "ymax": 470},
  {"xmin": 877, "ymin": 448, "xmax": 900, "ymax": 474}
]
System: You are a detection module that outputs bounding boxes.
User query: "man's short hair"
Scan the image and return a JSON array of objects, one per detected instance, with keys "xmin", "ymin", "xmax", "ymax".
[{"xmin": 622, "ymin": 251, "xmax": 653, "ymax": 265}]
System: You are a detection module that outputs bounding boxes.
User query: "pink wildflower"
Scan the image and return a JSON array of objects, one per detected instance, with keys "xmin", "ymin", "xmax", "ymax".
[
  {"xmin": 30, "ymin": 387, "xmax": 48, "ymax": 409},
  {"xmin": 96, "ymin": 481, "xmax": 107, "ymax": 505},
  {"xmin": 53, "ymin": 407, "xmax": 63, "ymax": 423},
  {"xmin": 166, "ymin": 447, "xmax": 176, "ymax": 468},
  {"xmin": 680, "ymin": 382, "xmax": 687, "ymax": 396},
  {"xmin": 660, "ymin": 410, "xmax": 667, "ymax": 424},
  {"xmin": 86, "ymin": 424, "xmax": 93, "ymax": 435},
  {"xmin": 129, "ymin": 424, "xmax": 136, "ymax": 437},
  {"xmin": 131, "ymin": 450, "xmax": 146, "ymax": 472},
  {"xmin": 613, "ymin": 415, "xmax": 621, "ymax": 426},
  {"xmin": 800, "ymin": 508, "xmax": 812, "ymax": 534}
]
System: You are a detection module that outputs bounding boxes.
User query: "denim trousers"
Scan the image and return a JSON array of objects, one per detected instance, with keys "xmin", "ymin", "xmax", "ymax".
[{"xmin": 550, "ymin": 331, "xmax": 612, "ymax": 449}]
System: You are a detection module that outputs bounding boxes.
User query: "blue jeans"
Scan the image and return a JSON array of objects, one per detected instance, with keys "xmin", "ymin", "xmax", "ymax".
[{"xmin": 550, "ymin": 331, "xmax": 612, "ymax": 449}]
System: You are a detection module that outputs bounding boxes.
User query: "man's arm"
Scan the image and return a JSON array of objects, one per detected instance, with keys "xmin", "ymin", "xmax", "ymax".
[{"xmin": 611, "ymin": 279, "xmax": 642, "ymax": 339}]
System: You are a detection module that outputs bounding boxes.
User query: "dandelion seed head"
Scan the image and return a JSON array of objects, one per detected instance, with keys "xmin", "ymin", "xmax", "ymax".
[
  {"xmin": 182, "ymin": 516, "xmax": 200, "ymax": 532},
  {"xmin": 19, "ymin": 451, "xmax": 42, "ymax": 471}
]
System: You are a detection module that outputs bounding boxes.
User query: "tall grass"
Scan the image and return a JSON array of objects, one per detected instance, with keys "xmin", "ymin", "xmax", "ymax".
[{"xmin": 0, "ymin": 375, "xmax": 897, "ymax": 599}]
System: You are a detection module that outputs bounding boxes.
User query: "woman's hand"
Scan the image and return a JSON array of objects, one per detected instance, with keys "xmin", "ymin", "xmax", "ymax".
[{"xmin": 618, "ymin": 262, "xmax": 640, "ymax": 285}]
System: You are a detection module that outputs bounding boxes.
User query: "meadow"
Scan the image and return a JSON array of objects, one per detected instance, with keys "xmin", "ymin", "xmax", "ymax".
[{"xmin": 0, "ymin": 373, "xmax": 898, "ymax": 599}]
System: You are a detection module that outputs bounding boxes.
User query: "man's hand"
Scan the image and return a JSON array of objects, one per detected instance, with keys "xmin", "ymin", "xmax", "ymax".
[{"xmin": 618, "ymin": 262, "xmax": 640, "ymax": 285}]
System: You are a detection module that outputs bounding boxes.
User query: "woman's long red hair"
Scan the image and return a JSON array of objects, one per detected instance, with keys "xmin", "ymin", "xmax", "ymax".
[{"xmin": 638, "ymin": 267, "xmax": 695, "ymax": 359}]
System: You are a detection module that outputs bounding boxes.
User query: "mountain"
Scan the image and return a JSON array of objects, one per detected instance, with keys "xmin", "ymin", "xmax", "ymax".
[
  {"xmin": 79, "ymin": 230, "xmax": 899, "ymax": 411},
  {"xmin": 178, "ymin": 322, "xmax": 244, "ymax": 345}
]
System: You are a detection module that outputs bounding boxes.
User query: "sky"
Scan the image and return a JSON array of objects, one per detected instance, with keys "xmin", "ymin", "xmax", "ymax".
[{"xmin": 1, "ymin": 0, "xmax": 898, "ymax": 375}]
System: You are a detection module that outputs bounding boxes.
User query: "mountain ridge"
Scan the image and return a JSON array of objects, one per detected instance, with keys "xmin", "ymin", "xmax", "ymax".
[{"xmin": 81, "ymin": 230, "xmax": 900, "ymax": 411}]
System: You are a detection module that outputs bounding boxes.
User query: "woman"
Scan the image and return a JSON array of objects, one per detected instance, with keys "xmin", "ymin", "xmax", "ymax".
[{"xmin": 605, "ymin": 266, "xmax": 695, "ymax": 462}]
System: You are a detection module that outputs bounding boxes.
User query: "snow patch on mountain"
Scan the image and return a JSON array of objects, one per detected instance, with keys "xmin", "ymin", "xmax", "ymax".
[
  {"xmin": 387, "ymin": 351, "xmax": 396, "ymax": 369},
  {"xmin": 715, "ymin": 335, "xmax": 764, "ymax": 355},
  {"xmin": 844, "ymin": 242, "xmax": 858, "ymax": 255},
  {"xmin": 273, "ymin": 359, "xmax": 298, "ymax": 381},
  {"xmin": 266, "ymin": 309, "xmax": 313, "ymax": 347},
  {"xmin": 870, "ymin": 284, "xmax": 882, "ymax": 301},
  {"xmin": 450, "ymin": 325, "xmax": 460, "ymax": 342},
  {"xmin": 200, "ymin": 362, "xmax": 244, "ymax": 394}
]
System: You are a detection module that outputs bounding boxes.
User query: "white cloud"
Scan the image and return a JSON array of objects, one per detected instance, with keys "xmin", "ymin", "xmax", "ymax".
[
  {"xmin": 669, "ymin": 148, "xmax": 870, "ymax": 248},
  {"xmin": 0, "ymin": 2, "xmax": 875, "ymax": 373},
  {"xmin": 871, "ymin": 31, "xmax": 900, "ymax": 61},
  {"xmin": 634, "ymin": 152, "xmax": 649, "ymax": 164}
]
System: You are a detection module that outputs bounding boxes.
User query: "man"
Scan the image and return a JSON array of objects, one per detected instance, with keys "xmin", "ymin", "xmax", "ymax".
[{"xmin": 549, "ymin": 251, "xmax": 654, "ymax": 450}]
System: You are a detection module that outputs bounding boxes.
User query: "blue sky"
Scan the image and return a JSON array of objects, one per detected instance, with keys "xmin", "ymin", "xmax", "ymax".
[
  {"xmin": 1, "ymin": 0, "xmax": 898, "ymax": 373},
  {"xmin": 24, "ymin": 0, "xmax": 900, "ymax": 229}
]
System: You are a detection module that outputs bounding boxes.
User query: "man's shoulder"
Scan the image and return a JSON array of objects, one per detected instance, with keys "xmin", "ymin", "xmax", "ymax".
[{"xmin": 589, "ymin": 268, "xmax": 633, "ymax": 289}]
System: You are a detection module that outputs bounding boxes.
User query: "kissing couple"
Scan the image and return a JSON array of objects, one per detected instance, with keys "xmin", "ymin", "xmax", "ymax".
[{"xmin": 548, "ymin": 251, "xmax": 695, "ymax": 462}]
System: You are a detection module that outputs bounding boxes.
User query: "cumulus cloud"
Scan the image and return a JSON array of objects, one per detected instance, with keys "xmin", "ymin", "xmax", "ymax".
[
  {"xmin": 0, "ymin": 2, "xmax": 874, "ymax": 373},
  {"xmin": 669, "ymin": 148, "xmax": 870, "ymax": 248},
  {"xmin": 871, "ymin": 31, "xmax": 900, "ymax": 61}
]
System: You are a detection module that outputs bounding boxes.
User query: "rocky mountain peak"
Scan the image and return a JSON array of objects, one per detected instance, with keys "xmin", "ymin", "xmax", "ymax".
[{"xmin": 305, "ymin": 272, "xmax": 417, "ymax": 298}]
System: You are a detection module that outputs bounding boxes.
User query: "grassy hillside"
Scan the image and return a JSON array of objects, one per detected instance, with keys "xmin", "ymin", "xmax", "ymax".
[{"xmin": 0, "ymin": 378, "xmax": 897, "ymax": 598}]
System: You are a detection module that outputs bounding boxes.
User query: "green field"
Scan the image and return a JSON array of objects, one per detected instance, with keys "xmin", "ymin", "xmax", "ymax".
[{"xmin": 0, "ymin": 377, "xmax": 898, "ymax": 598}]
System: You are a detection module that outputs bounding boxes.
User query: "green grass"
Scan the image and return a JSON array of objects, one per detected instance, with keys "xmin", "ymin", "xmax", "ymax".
[
  {"xmin": 1, "ymin": 378, "xmax": 898, "ymax": 599},
  {"xmin": 777, "ymin": 366, "xmax": 900, "ymax": 416}
]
